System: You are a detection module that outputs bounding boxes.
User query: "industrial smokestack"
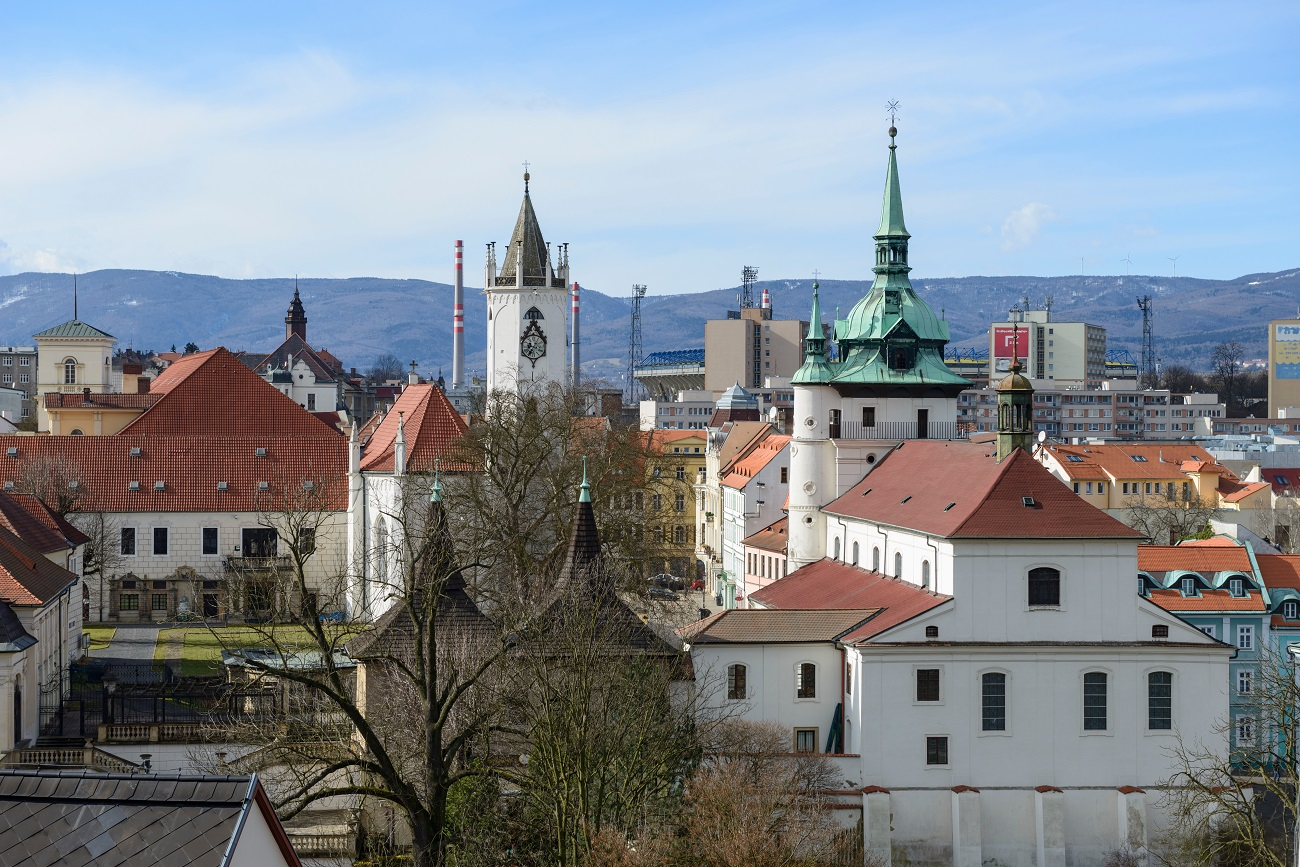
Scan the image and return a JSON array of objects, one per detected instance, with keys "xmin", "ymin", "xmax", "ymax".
[
  {"xmin": 452, "ymin": 240, "xmax": 465, "ymax": 390},
  {"xmin": 570, "ymin": 281, "xmax": 581, "ymax": 388},
  {"xmin": 761, "ymin": 286, "xmax": 771, "ymax": 311}
]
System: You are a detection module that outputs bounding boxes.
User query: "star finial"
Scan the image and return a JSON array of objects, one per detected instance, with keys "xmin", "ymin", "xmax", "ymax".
[{"xmin": 887, "ymin": 100, "xmax": 899, "ymax": 145}]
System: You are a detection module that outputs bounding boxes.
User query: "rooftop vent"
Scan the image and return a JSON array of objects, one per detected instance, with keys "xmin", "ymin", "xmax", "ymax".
[
  {"xmin": 1151, "ymin": 624, "xmax": 1169, "ymax": 639},
  {"xmin": 130, "ymin": 447, "xmax": 142, "ymax": 457},
  {"xmin": 944, "ymin": 502, "xmax": 956, "ymax": 511},
  {"xmin": 1022, "ymin": 496, "xmax": 1037, "ymax": 507},
  {"xmin": 925, "ymin": 626, "xmax": 939, "ymax": 639},
  {"xmin": 154, "ymin": 481, "xmax": 165, "ymax": 491},
  {"xmin": 5, "ymin": 447, "xmax": 16, "ymax": 458},
  {"xmin": 216, "ymin": 481, "xmax": 228, "ymax": 492},
  {"xmin": 860, "ymin": 488, "xmax": 872, "ymax": 497},
  {"xmin": 129, "ymin": 481, "xmax": 140, "ymax": 491},
  {"xmin": 255, "ymin": 447, "xmax": 267, "ymax": 458},
  {"xmin": 258, "ymin": 481, "xmax": 269, "ymax": 492},
  {"xmin": 2, "ymin": 481, "xmax": 12, "ymax": 491},
  {"xmin": 68, "ymin": 480, "xmax": 79, "ymax": 490},
  {"xmin": 901, "ymin": 495, "xmax": 912, "ymax": 504}
]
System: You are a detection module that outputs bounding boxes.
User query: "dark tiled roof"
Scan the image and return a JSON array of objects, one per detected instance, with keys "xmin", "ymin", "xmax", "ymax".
[
  {"xmin": 120, "ymin": 348, "xmax": 340, "ymax": 438},
  {"xmin": 0, "ymin": 601, "xmax": 36, "ymax": 652},
  {"xmin": 43, "ymin": 392, "xmax": 158, "ymax": 409},
  {"xmin": 497, "ymin": 191, "xmax": 551, "ymax": 282},
  {"xmin": 254, "ymin": 334, "xmax": 337, "ymax": 383},
  {"xmin": 0, "ymin": 493, "xmax": 89, "ymax": 554},
  {"xmin": 0, "ymin": 436, "xmax": 347, "ymax": 512},
  {"xmin": 824, "ymin": 443, "xmax": 1142, "ymax": 539},
  {"xmin": 678, "ymin": 608, "xmax": 879, "ymax": 644},
  {"xmin": 0, "ymin": 769, "xmax": 299, "ymax": 867},
  {"xmin": 33, "ymin": 320, "xmax": 115, "ymax": 340},
  {"xmin": 743, "ymin": 516, "xmax": 788, "ymax": 553},
  {"xmin": 0, "ymin": 524, "xmax": 79, "ymax": 606},
  {"xmin": 359, "ymin": 384, "xmax": 469, "ymax": 472}
]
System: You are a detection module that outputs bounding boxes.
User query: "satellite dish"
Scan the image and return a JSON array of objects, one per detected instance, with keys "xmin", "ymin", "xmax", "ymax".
[{"xmin": 1037, "ymin": 431, "xmax": 1047, "ymax": 444}]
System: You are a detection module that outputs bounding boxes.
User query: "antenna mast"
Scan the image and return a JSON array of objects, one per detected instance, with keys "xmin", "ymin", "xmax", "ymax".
[
  {"xmin": 73, "ymin": 272, "xmax": 78, "ymax": 320},
  {"xmin": 1137, "ymin": 295, "xmax": 1155, "ymax": 387},
  {"xmin": 625, "ymin": 284, "xmax": 648, "ymax": 405},
  {"xmin": 740, "ymin": 266, "xmax": 758, "ymax": 309}
]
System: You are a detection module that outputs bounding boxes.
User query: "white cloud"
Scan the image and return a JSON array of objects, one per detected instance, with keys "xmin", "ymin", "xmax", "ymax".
[{"xmin": 1000, "ymin": 203, "xmax": 1056, "ymax": 250}]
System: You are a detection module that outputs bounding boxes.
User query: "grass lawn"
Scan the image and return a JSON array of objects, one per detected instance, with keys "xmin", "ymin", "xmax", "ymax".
[
  {"xmin": 82, "ymin": 625, "xmax": 116, "ymax": 652},
  {"xmin": 156, "ymin": 625, "xmax": 359, "ymax": 678}
]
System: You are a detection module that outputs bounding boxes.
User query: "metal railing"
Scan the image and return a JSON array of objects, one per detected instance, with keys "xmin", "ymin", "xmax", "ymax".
[{"xmin": 829, "ymin": 420, "xmax": 968, "ymax": 441}]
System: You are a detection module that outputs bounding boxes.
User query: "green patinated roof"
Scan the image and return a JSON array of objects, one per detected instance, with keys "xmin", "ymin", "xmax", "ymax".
[
  {"xmin": 33, "ymin": 320, "xmax": 115, "ymax": 340},
  {"xmin": 876, "ymin": 137, "xmax": 909, "ymax": 239},
  {"xmin": 792, "ymin": 282, "xmax": 833, "ymax": 384}
]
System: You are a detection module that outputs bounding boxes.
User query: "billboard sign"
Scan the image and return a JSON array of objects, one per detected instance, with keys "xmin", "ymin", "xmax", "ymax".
[
  {"xmin": 992, "ymin": 326, "xmax": 1029, "ymax": 373},
  {"xmin": 1275, "ymin": 324, "xmax": 1300, "ymax": 380}
]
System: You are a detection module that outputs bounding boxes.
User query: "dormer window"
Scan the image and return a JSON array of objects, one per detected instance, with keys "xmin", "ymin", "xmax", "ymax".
[
  {"xmin": 1229, "ymin": 578, "xmax": 1244, "ymax": 597},
  {"xmin": 1285, "ymin": 601, "xmax": 1298, "ymax": 620},
  {"xmin": 1130, "ymin": 455, "xmax": 1148, "ymax": 463},
  {"xmin": 1180, "ymin": 577, "xmax": 1197, "ymax": 597},
  {"xmin": 887, "ymin": 346, "xmax": 914, "ymax": 370}
]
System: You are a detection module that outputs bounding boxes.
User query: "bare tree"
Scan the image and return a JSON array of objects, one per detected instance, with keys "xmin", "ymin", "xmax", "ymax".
[
  {"xmin": 367, "ymin": 353, "xmax": 406, "ymax": 384},
  {"xmin": 1212, "ymin": 341, "xmax": 1245, "ymax": 411},
  {"xmin": 1160, "ymin": 645, "xmax": 1295, "ymax": 867},
  {"xmin": 1161, "ymin": 364, "xmax": 1203, "ymax": 394},
  {"xmin": 15, "ymin": 454, "xmax": 85, "ymax": 517},
  {"xmin": 1123, "ymin": 487, "xmax": 1219, "ymax": 546}
]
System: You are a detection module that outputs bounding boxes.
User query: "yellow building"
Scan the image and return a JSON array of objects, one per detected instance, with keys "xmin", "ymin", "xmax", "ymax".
[
  {"xmin": 1268, "ymin": 319, "xmax": 1300, "ymax": 416},
  {"xmin": 643, "ymin": 429, "xmax": 708, "ymax": 579},
  {"xmin": 34, "ymin": 319, "xmax": 117, "ymax": 433}
]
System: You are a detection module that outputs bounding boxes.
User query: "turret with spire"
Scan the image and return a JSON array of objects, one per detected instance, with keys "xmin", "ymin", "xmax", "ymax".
[
  {"xmin": 995, "ymin": 327, "xmax": 1035, "ymax": 462},
  {"xmin": 285, "ymin": 282, "xmax": 307, "ymax": 341}
]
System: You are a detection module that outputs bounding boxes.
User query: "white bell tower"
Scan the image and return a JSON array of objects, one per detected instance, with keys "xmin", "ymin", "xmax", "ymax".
[{"xmin": 484, "ymin": 170, "xmax": 571, "ymax": 394}]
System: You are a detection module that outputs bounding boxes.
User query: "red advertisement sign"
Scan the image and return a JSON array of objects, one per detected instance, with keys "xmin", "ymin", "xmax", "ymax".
[{"xmin": 992, "ymin": 326, "xmax": 1028, "ymax": 372}]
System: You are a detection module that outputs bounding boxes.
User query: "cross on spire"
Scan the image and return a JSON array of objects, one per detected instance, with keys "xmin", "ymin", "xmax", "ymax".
[
  {"xmin": 812, "ymin": 269, "xmax": 821, "ymax": 282},
  {"xmin": 409, "ymin": 359, "xmax": 418, "ymax": 374},
  {"xmin": 887, "ymin": 99, "xmax": 900, "ymax": 126},
  {"xmin": 522, "ymin": 160, "xmax": 531, "ymax": 192}
]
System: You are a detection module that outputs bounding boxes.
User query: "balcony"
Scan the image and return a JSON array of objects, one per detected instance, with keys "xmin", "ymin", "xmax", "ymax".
[
  {"xmin": 222, "ymin": 555, "xmax": 292, "ymax": 573},
  {"xmin": 830, "ymin": 420, "xmax": 969, "ymax": 441}
]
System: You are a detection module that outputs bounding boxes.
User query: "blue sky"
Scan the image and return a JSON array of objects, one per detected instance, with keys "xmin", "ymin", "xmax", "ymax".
[{"xmin": 0, "ymin": 1, "xmax": 1295, "ymax": 294}]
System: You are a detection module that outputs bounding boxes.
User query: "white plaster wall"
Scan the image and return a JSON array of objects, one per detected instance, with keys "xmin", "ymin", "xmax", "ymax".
[{"xmin": 486, "ymin": 288, "xmax": 569, "ymax": 393}]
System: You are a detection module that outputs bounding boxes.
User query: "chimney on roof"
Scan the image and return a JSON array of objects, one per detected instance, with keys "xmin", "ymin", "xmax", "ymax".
[
  {"xmin": 394, "ymin": 411, "xmax": 407, "ymax": 476},
  {"xmin": 452, "ymin": 240, "xmax": 465, "ymax": 391}
]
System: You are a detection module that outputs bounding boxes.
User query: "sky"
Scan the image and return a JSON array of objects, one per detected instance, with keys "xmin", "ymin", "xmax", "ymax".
[{"xmin": 0, "ymin": 1, "xmax": 1296, "ymax": 295}]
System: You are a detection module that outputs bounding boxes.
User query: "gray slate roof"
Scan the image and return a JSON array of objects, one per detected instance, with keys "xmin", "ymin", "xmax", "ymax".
[
  {"xmin": 0, "ymin": 769, "xmax": 286, "ymax": 867},
  {"xmin": 0, "ymin": 601, "xmax": 35, "ymax": 653},
  {"xmin": 32, "ymin": 320, "xmax": 116, "ymax": 340}
]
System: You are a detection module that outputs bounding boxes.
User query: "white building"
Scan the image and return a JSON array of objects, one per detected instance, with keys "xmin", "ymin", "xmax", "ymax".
[
  {"xmin": 718, "ymin": 429, "xmax": 789, "ymax": 609},
  {"xmin": 483, "ymin": 172, "xmax": 573, "ymax": 395},
  {"xmin": 683, "ymin": 440, "xmax": 1230, "ymax": 866}
]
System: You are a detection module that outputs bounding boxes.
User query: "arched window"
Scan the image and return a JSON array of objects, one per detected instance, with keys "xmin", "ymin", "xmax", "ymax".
[
  {"xmin": 894, "ymin": 552, "xmax": 902, "ymax": 578},
  {"xmin": 921, "ymin": 560, "xmax": 931, "ymax": 589},
  {"xmin": 872, "ymin": 546, "xmax": 880, "ymax": 572},
  {"xmin": 524, "ymin": 306, "xmax": 544, "ymax": 320},
  {"xmin": 851, "ymin": 542, "xmax": 859, "ymax": 565},
  {"xmin": 1028, "ymin": 567, "xmax": 1061, "ymax": 607},
  {"xmin": 1083, "ymin": 672, "xmax": 1107, "ymax": 731},
  {"xmin": 981, "ymin": 672, "xmax": 1006, "ymax": 731},
  {"xmin": 69, "ymin": 429, "xmax": 84, "ymax": 436},
  {"xmin": 833, "ymin": 537, "xmax": 841, "ymax": 560},
  {"xmin": 673, "ymin": 526, "xmax": 686, "ymax": 544},
  {"xmin": 727, "ymin": 664, "xmax": 747, "ymax": 700},
  {"xmin": 63, "ymin": 358, "xmax": 77, "ymax": 385},
  {"xmin": 1148, "ymin": 671, "xmax": 1172, "ymax": 730},
  {"xmin": 796, "ymin": 662, "xmax": 816, "ymax": 699}
]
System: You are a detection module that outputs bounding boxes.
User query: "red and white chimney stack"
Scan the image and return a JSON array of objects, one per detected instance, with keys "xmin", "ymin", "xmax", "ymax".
[
  {"xmin": 760, "ymin": 286, "xmax": 772, "ymax": 311},
  {"xmin": 452, "ymin": 240, "xmax": 465, "ymax": 390},
  {"xmin": 570, "ymin": 281, "xmax": 581, "ymax": 388}
]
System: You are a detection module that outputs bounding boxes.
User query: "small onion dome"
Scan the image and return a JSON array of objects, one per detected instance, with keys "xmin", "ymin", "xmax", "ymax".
[{"xmin": 997, "ymin": 364, "xmax": 1033, "ymax": 392}]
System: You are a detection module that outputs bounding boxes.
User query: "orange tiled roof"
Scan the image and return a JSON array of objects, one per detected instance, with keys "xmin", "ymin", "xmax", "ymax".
[
  {"xmin": 1147, "ymin": 588, "xmax": 1265, "ymax": 612},
  {"xmin": 1219, "ymin": 479, "xmax": 1270, "ymax": 503},
  {"xmin": 743, "ymin": 516, "xmax": 788, "ymax": 553},
  {"xmin": 826, "ymin": 444, "xmax": 1141, "ymax": 539},
  {"xmin": 1139, "ymin": 543, "xmax": 1253, "ymax": 574},
  {"xmin": 359, "ymin": 384, "xmax": 469, "ymax": 473},
  {"xmin": 120, "ymin": 348, "xmax": 341, "ymax": 438},
  {"xmin": 0, "ymin": 435, "xmax": 346, "ymax": 512},
  {"xmin": 1046, "ymin": 443, "xmax": 1224, "ymax": 482},
  {"xmin": 0, "ymin": 524, "xmax": 79, "ymax": 606},
  {"xmin": 1256, "ymin": 554, "xmax": 1300, "ymax": 590},
  {"xmin": 0, "ymin": 494, "xmax": 89, "ymax": 554},
  {"xmin": 721, "ymin": 433, "xmax": 790, "ymax": 490}
]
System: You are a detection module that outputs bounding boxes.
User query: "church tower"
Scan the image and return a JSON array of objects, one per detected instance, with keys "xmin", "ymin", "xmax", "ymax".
[
  {"xmin": 285, "ymin": 285, "xmax": 307, "ymax": 341},
  {"xmin": 787, "ymin": 283, "xmax": 836, "ymax": 570},
  {"xmin": 995, "ymin": 329, "xmax": 1035, "ymax": 462},
  {"xmin": 484, "ymin": 171, "xmax": 571, "ymax": 394}
]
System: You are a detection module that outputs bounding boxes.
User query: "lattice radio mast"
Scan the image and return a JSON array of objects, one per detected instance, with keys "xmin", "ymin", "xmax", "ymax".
[
  {"xmin": 1137, "ymin": 295, "xmax": 1155, "ymax": 387},
  {"xmin": 740, "ymin": 266, "xmax": 758, "ymax": 309},
  {"xmin": 626, "ymin": 284, "xmax": 648, "ymax": 404}
]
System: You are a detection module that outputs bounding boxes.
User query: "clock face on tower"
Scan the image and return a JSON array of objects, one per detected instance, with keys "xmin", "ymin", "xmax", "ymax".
[{"xmin": 521, "ymin": 321, "xmax": 547, "ymax": 366}]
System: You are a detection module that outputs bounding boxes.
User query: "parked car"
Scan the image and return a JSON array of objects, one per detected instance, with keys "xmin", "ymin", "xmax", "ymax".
[
  {"xmin": 690, "ymin": 578, "xmax": 705, "ymax": 591},
  {"xmin": 648, "ymin": 587, "xmax": 680, "ymax": 602},
  {"xmin": 648, "ymin": 573, "xmax": 685, "ymax": 591}
]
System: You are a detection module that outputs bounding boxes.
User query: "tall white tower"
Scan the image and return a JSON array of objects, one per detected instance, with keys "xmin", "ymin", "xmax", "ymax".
[
  {"xmin": 484, "ymin": 171, "xmax": 571, "ymax": 394},
  {"xmin": 786, "ymin": 283, "xmax": 837, "ymax": 570}
]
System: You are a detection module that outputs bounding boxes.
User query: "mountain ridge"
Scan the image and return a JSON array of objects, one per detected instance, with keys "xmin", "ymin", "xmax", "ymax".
[{"xmin": 2, "ymin": 267, "xmax": 1296, "ymax": 381}]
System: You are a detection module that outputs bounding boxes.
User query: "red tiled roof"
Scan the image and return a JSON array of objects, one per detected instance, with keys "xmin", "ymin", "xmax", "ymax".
[
  {"xmin": 0, "ymin": 436, "xmax": 347, "ymax": 512},
  {"xmin": 1138, "ymin": 544, "xmax": 1252, "ymax": 574},
  {"xmin": 825, "ymin": 444, "xmax": 1141, "ymax": 539},
  {"xmin": 43, "ymin": 393, "xmax": 158, "ymax": 410},
  {"xmin": 748, "ymin": 558, "xmax": 949, "ymax": 641},
  {"xmin": 1263, "ymin": 470, "xmax": 1300, "ymax": 494},
  {"xmin": 1219, "ymin": 479, "xmax": 1270, "ymax": 503},
  {"xmin": 743, "ymin": 516, "xmax": 788, "ymax": 553},
  {"xmin": 717, "ymin": 422, "xmax": 771, "ymax": 467},
  {"xmin": 316, "ymin": 348, "xmax": 343, "ymax": 372},
  {"xmin": 0, "ymin": 494, "xmax": 89, "ymax": 554},
  {"xmin": 120, "ymin": 348, "xmax": 341, "ymax": 438},
  {"xmin": 359, "ymin": 384, "xmax": 469, "ymax": 473},
  {"xmin": 721, "ymin": 432, "xmax": 789, "ymax": 490},
  {"xmin": 251, "ymin": 334, "xmax": 338, "ymax": 382},
  {"xmin": 1147, "ymin": 588, "xmax": 1266, "ymax": 612},
  {"xmin": 1255, "ymin": 554, "xmax": 1300, "ymax": 590},
  {"xmin": 678, "ymin": 608, "xmax": 879, "ymax": 643},
  {"xmin": 0, "ymin": 524, "xmax": 79, "ymax": 606},
  {"xmin": 1045, "ymin": 443, "xmax": 1223, "ymax": 482}
]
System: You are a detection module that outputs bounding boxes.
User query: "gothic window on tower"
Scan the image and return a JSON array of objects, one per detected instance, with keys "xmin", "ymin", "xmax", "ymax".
[{"xmin": 524, "ymin": 307, "xmax": 544, "ymax": 320}]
